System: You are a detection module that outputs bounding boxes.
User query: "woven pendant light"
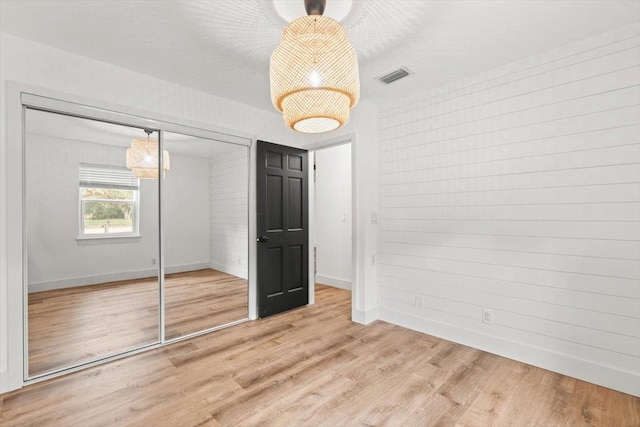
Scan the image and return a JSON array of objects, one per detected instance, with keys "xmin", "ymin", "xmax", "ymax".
[
  {"xmin": 270, "ymin": 0, "xmax": 359, "ymax": 134},
  {"xmin": 125, "ymin": 130, "xmax": 170, "ymax": 179}
]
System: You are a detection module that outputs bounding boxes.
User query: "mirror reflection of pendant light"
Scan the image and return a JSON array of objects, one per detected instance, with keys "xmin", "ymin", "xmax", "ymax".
[
  {"xmin": 125, "ymin": 129, "xmax": 170, "ymax": 179},
  {"xmin": 270, "ymin": 0, "xmax": 360, "ymax": 134}
]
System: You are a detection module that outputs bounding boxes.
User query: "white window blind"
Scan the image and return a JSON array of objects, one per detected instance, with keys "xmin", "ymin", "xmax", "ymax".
[{"xmin": 79, "ymin": 164, "xmax": 139, "ymax": 190}]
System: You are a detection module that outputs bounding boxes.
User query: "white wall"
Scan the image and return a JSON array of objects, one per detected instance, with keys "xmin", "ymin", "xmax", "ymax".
[
  {"xmin": 25, "ymin": 134, "xmax": 159, "ymax": 291},
  {"xmin": 25, "ymin": 134, "xmax": 211, "ymax": 292},
  {"xmin": 209, "ymin": 147, "xmax": 249, "ymax": 279},
  {"xmin": 376, "ymin": 23, "xmax": 640, "ymax": 396},
  {"xmin": 314, "ymin": 143, "xmax": 352, "ymax": 289},
  {"xmin": 163, "ymin": 153, "xmax": 211, "ymax": 274},
  {"xmin": 0, "ymin": 33, "xmax": 299, "ymax": 392}
]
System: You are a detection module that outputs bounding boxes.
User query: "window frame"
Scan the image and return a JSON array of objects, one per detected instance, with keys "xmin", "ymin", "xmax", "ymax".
[{"xmin": 77, "ymin": 165, "xmax": 141, "ymax": 240}]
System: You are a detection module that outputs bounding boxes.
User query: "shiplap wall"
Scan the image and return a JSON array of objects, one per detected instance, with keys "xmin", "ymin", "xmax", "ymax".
[
  {"xmin": 209, "ymin": 147, "xmax": 249, "ymax": 279},
  {"xmin": 377, "ymin": 24, "xmax": 640, "ymax": 396}
]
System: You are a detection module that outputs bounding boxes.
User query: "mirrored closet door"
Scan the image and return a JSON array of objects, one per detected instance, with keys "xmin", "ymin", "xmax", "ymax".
[
  {"xmin": 162, "ymin": 132, "xmax": 249, "ymax": 340},
  {"xmin": 23, "ymin": 98, "xmax": 251, "ymax": 381},
  {"xmin": 25, "ymin": 109, "xmax": 161, "ymax": 378}
]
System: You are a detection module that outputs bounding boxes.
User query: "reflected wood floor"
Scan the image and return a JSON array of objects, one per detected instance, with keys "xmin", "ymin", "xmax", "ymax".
[
  {"xmin": 28, "ymin": 269, "xmax": 248, "ymax": 376},
  {"xmin": 6, "ymin": 285, "xmax": 639, "ymax": 426},
  {"xmin": 164, "ymin": 270, "xmax": 248, "ymax": 340}
]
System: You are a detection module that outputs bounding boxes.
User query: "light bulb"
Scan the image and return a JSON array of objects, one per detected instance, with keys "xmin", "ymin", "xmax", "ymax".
[{"xmin": 309, "ymin": 70, "xmax": 321, "ymax": 87}]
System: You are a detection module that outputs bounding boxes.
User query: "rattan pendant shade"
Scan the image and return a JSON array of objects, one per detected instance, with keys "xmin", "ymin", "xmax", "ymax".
[
  {"xmin": 270, "ymin": 15, "xmax": 360, "ymax": 134},
  {"xmin": 125, "ymin": 137, "xmax": 170, "ymax": 179}
]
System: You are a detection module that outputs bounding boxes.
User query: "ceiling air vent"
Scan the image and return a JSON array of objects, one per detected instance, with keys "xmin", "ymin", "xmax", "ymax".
[{"xmin": 376, "ymin": 67, "xmax": 413, "ymax": 85}]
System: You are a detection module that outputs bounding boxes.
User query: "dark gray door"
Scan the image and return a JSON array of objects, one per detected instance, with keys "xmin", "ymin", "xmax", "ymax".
[{"xmin": 257, "ymin": 140, "xmax": 308, "ymax": 318}]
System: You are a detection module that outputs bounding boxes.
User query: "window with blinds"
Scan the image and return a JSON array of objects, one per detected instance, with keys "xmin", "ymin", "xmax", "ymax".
[{"xmin": 78, "ymin": 164, "xmax": 140, "ymax": 238}]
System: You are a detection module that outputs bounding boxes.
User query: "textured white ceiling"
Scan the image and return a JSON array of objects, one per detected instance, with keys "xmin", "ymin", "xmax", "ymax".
[{"xmin": 2, "ymin": 1, "xmax": 639, "ymax": 114}]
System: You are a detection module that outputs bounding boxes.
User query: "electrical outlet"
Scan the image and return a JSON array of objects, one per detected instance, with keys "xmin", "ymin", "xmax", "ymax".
[
  {"xmin": 482, "ymin": 308, "xmax": 494, "ymax": 325},
  {"xmin": 151, "ymin": 258, "xmax": 157, "ymax": 265},
  {"xmin": 415, "ymin": 295, "xmax": 424, "ymax": 308},
  {"xmin": 371, "ymin": 212, "xmax": 378, "ymax": 224},
  {"xmin": 371, "ymin": 254, "xmax": 376, "ymax": 265}
]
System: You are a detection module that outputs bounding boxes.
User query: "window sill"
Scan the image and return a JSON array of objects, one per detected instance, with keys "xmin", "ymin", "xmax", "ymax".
[{"xmin": 76, "ymin": 234, "xmax": 142, "ymax": 245}]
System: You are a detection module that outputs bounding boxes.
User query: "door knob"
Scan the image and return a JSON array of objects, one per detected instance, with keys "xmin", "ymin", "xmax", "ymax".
[{"xmin": 257, "ymin": 236, "xmax": 269, "ymax": 243}]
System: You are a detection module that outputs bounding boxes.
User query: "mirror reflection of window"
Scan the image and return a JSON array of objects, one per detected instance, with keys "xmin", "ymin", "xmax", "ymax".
[
  {"xmin": 23, "ymin": 106, "xmax": 250, "ymax": 380},
  {"xmin": 79, "ymin": 164, "xmax": 140, "ymax": 237},
  {"xmin": 25, "ymin": 109, "xmax": 160, "ymax": 378}
]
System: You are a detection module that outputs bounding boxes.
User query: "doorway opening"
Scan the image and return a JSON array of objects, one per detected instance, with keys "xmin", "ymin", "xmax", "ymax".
[
  {"xmin": 312, "ymin": 143, "xmax": 353, "ymax": 291},
  {"xmin": 307, "ymin": 136, "xmax": 355, "ymax": 308}
]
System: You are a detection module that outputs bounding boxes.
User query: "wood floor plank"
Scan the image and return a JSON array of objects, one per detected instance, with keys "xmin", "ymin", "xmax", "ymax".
[
  {"xmin": 3, "ymin": 285, "xmax": 638, "ymax": 426},
  {"xmin": 28, "ymin": 269, "xmax": 248, "ymax": 376}
]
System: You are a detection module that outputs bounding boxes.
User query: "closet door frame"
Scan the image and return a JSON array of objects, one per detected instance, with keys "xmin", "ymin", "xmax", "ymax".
[{"xmin": 10, "ymin": 85, "xmax": 254, "ymax": 386}]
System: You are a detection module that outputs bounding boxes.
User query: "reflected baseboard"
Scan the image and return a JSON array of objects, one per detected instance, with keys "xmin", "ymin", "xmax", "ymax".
[
  {"xmin": 209, "ymin": 261, "xmax": 248, "ymax": 280},
  {"xmin": 165, "ymin": 263, "xmax": 212, "ymax": 275},
  {"xmin": 28, "ymin": 262, "xmax": 212, "ymax": 293}
]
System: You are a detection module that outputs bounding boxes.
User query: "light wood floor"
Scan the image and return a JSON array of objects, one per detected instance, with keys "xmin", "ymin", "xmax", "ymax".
[
  {"xmin": 6, "ymin": 285, "xmax": 638, "ymax": 426},
  {"xmin": 28, "ymin": 269, "xmax": 248, "ymax": 376}
]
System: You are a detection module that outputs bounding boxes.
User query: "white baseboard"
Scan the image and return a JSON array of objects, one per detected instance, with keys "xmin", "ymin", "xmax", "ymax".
[
  {"xmin": 352, "ymin": 307, "xmax": 379, "ymax": 325},
  {"xmin": 0, "ymin": 369, "xmax": 22, "ymax": 394},
  {"xmin": 0, "ymin": 371, "xmax": 11, "ymax": 394},
  {"xmin": 315, "ymin": 274, "xmax": 352, "ymax": 290},
  {"xmin": 379, "ymin": 306, "xmax": 640, "ymax": 397},
  {"xmin": 209, "ymin": 261, "xmax": 248, "ymax": 280},
  {"xmin": 165, "ymin": 263, "xmax": 212, "ymax": 275},
  {"xmin": 28, "ymin": 262, "xmax": 211, "ymax": 293}
]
